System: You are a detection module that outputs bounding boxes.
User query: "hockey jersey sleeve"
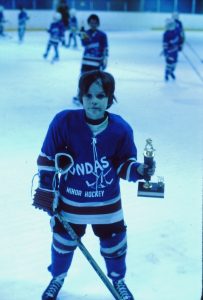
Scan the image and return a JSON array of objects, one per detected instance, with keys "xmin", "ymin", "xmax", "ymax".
[
  {"xmin": 37, "ymin": 114, "xmax": 66, "ymax": 190},
  {"xmin": 33, "ymin": 114, "xmax": 74, "ymax": 214},
  {"xmin": 101, "ymin": 32, "xmax": 108, "ymax": 56},
  {"xmin": 37, "ymin": 113, "xmax": 74, "ymax": 187},
  {"xmin": 32, "ymin": 117, "xmax": 60, "ymax": 214},
  {"xmin": 114, "ymin": 124, "xmax": 144, "ymax": 182}
]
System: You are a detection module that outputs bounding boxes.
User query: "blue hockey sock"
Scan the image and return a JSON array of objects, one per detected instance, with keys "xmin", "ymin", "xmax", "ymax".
[
  {"xmin": 104, "ymin": 253, "xmax": 127, "ymax": 280},
  {"xmin": 100, "ymin": 231, "xmax": 127, "ymax": 280},
  {"xmin": 48, "ymin": 246, "xmax": 74, "ymax": 277}
]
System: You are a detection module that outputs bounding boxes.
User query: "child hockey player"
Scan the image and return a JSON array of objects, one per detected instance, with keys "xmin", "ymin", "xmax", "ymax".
[
  {"xmin": 80, "ymin": 14, "xmax": 108, "ymax": 73},
  {"xmin": 73, "ymin": 14, "xmax": 108, "ymax": 105},
  {"xmin": 66, "ymin": 8, "xmax": 78, "ymax": 48},
  {"xmin": 162, "ymin": 18, "xmax": 182, "ymax": 81},
  {"xmin": 0, "ymin": 6, "xmax": 6, "ymax": 37},
  {"xmin": 56, "ymin": 0, "xmax": 70, "ymax": 30},
  {"xmin": 172, "ymin": 12, "xmax": 185, "ymax": 51},
  {"xmin": 32, "ymin": 70, "xmax": 155, "ymax": 300},
  {"xmin": 18, "ymin": 6, "xmax": 29, "ymax": 43},
  {"xmin": 43, "ymin": 12, "xmax": 65, "ymax": 63}
]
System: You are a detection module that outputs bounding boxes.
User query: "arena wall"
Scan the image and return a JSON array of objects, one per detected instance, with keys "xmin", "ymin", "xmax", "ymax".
[{"xmin": 4, "ymin": 10, "xmax": 203, "ymax": 31}]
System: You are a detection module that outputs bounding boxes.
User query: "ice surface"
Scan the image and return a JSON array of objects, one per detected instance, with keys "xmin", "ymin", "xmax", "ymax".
[{"xmin": 0, "ymin": 29, "xmax": 202, "ymax": 300}]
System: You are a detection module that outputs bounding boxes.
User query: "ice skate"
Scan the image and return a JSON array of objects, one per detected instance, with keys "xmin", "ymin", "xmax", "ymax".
[
  {"xmin": 51, "ymin": 56, "xmax": 59, "ymax": 64},
  {"xmin": 170, "ymin": 72, "xmax": 176, "ymax": 80},
  {"xmin": 42, "ymin": 275, "xmax": 64, "ymax": 300},
  {"xmin": 113, "ymin": 279, "xmax": 134, "ymax": 300},
  {"xmin": 165, "ymin": 71, "xmax": 169, "ymax": 81}
]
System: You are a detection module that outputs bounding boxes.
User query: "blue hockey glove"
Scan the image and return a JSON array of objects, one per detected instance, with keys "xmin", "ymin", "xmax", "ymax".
[{"xmin": 137, "ymin": 161, "xmax": 156, "ymax": 177}]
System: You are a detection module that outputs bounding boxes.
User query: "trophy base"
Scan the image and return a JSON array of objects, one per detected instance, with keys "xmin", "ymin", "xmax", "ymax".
[{"xmin": 137, "ymin": 181, "xmax": 165, "ymax": 198}]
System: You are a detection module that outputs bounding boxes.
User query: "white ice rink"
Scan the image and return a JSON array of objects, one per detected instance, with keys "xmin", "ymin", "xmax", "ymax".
[{"xmin": 0, "ymin": 29, "xmax": 202, "ymax": 300}]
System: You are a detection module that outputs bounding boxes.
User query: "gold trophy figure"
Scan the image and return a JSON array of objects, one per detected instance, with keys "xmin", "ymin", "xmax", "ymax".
[{"xmin": 137, "ymin": 138, "xmax": 165, "ymax": 198}]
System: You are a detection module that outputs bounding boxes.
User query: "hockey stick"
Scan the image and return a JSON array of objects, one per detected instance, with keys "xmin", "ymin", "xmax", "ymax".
[
  {"xmin": 56, "ymin": 214, "xmax": 122, "ymax": 300},
  {"xmin": 186, "ymin": 41, "xmax": 203, "ymax": 63},
  {"xmin": 182, "ymin": 51, "xmax": 203, "ymax": 84}
]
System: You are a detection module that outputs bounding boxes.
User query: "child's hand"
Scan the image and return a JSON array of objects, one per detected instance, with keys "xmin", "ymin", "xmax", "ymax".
[
  {"xmin": 137, "ymin": 161, "xmax": 156, "ymax": 177},
  {"xmin": 80, "ymin": 31, "xmax": 89, "ymax": 40}
]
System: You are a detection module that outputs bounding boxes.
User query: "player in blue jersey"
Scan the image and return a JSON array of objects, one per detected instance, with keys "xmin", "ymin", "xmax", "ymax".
[
  {"xmin": 162, "ymin": 18, "xmax": 182, "ymax": 81},
  {"xmin": 80, "ymin": 14, "xmax": 108, "ymax": 72},
  {"xmin": 33, "ymin": 70, "xmax": 155, "ymax": 300},
  {"xmin": 56, "ymin": 0, "xmax": 70, "ymax": 31},
  {"xmin": 43, "ymin": 12, "xmax": 65, "ymax": 63},
  {"xmin": 0, "ymin": 6, "xmax": 6, "ymax": 37},
  {"xmin": 172, "ymin": 12, "xmax": 185, "ymax": 51},
  {"xmin": 18, "ymin": 6, "xmax": 29, "ymax": 43},
  {"xmin": 73, "ymin": 14, "xmax": 108, "ymax": 105},
  {"xmin": 66, "ymin": 8, "xmax": 78, "ymax": 48}
]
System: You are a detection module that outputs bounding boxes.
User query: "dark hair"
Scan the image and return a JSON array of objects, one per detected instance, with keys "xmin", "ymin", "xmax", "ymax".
[
  {"xmin": 87, "ymin": 14, "xmax": 100, "ymax": 25},
  {"xmin": 78, "ymin": 70, "xmax": 117, "ymax": 109}
]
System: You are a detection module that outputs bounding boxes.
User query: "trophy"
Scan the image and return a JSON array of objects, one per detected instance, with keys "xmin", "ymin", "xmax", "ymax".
[{"xmin": 137, "ymin": 138, "xmax": 165, "ymax": 198}]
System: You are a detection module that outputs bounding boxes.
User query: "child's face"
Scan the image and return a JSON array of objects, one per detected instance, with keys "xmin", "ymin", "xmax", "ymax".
[
  {"xmin": 88, "ymin": 20, "xmax": 99, "ymax": 31},
  {"xmin": 82, "ymin": 79, "xmax": 108, "ymax": 120}
]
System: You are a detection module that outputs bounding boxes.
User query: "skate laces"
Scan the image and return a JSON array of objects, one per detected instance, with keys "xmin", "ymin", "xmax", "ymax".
[
  {"xmin": 113, "ymin": 279, "xmax": 132, "ymax": 300},
  {"xmin": 44, "ymin": 277, "xmax": 64, "ymax": 297}
]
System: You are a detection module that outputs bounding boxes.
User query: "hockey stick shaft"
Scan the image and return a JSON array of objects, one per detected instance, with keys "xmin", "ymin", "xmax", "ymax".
[
  {"xmin": 56, "ymin": 214, "xmax": 122, "ymax": 300},
  {"xmin": 182, "ymin": 51, "xmax": 203, "ymax": 83}
]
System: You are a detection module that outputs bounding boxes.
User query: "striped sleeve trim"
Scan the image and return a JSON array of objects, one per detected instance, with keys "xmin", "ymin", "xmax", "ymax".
[
  {"xmin": 117, "ymin": 157, "xmax": 137, "ymax": 178},
  {"xmin": 37, "ymin": 153, "xmax": 57, "ymax": 189},
  {"xmin": 38, "ymin": 165, "xmax": 56, "ymax": 172},
  {"xmin": 126, "ymin": 161, "xmax": 137, "ymax": 181},
  {"xmin": 37, "ymin": 153, "xmax": 56, "ymax": 172},
  {"xmin": 39, "ymin": 152, "xmax": 54, "ymax": 160},
  {"xmin": 37, "ymin": 154, "xmax": 55, "ymax": 167}
]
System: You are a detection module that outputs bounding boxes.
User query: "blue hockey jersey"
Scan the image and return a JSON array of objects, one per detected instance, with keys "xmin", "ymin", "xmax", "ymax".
[
  {"xmin": 37, "ymin": 110, "xmax": 143, "ymax": 224},
  {"xmin": 0, "ymin": 11, "xmax": 5, "ymax": 24},
  {"xmin": 81, "ymin": 29, "xmax": 108, "ymax": 68},
  {"xmin": 47, "ymin": 20, "xmax": 65, "ymax": 44},
  {"xmin": 69, "ymin": 15, "xmax": 78, "ymax": 30},
  {"xmin": 18, "ymin": 11, "xmax": 29, "ymax": 27},
  {"xmin": 163, "ymin": 28, "xmax": 181, "ymax": 56}
]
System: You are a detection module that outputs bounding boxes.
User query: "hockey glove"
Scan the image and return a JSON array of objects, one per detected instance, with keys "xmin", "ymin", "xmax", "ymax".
[
  {"xmin": 32, "ymin": 152, "xmax": 73, "ymax": 215},
  {"xmin": 32, "ymin": 188, "xmax": 59, "ymax": 216},
  {"xmin": 137, "ymin": 161, "xmax": 156, "ymax": 178},
  {"xmin": 80, "ymin": 30, "xmax": 89, "ymax": 40}
]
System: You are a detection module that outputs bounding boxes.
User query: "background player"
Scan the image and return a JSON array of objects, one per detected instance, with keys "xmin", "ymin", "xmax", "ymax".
[
  {"xmin": 162, "ymin": 18, "xmax": 182, "ymax": 81},
  {"xmin": 73, "ymin": 14, "xmax": 108, "ymax": 104},
  {"xmin": 18, "ymin": 6, "xmax": 30, "ymax": 43},
  {"xmin": 66, "ymin": 8, "xmax": 78, "ymax": 48},
  {"xmin": 43, "ymin": 12, "xmax": 65, "ymax": 63}
]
